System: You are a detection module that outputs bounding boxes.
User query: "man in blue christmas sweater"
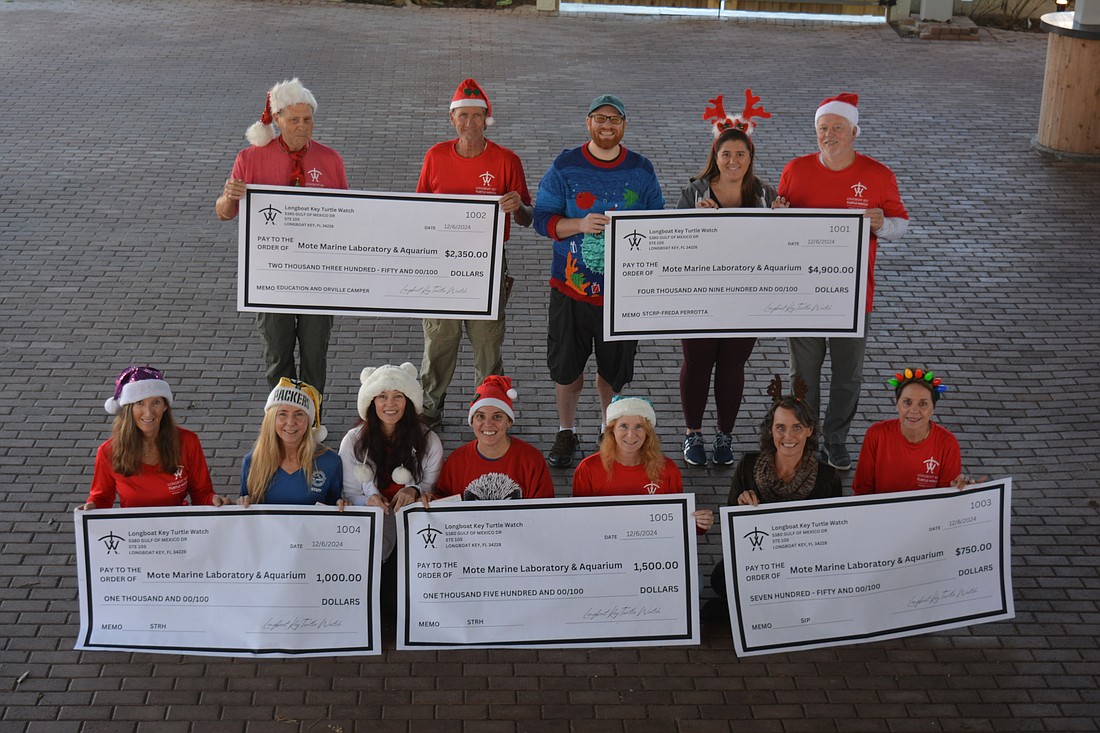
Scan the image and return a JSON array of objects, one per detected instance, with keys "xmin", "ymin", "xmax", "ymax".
[{"xmin": 532, "ymin": 94, "xmax": 664, "ymax": 468}]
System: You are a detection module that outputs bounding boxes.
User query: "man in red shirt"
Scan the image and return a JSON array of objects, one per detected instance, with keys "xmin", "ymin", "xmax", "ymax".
[
  {"xmin": 415, "ymin": 78, "xmax": 532, "ymax": 430},
  {"xmin": 778, "ymin": 93, "xmax": 909, "ymax": 471},
  {"xmin": 215, "ymin": 78, "xmax": 348, "ymax": 395}
]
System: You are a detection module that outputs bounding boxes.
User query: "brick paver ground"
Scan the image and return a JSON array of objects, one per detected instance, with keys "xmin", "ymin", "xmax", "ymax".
[{"xmin": 2, "ymin": 0, "xmax": 1098, "ymax": 730}]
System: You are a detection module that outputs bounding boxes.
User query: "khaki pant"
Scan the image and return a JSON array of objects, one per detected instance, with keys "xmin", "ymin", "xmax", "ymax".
[{"xmin": 419, "ymin": 285, "xmax": 507, "ymax": 420}]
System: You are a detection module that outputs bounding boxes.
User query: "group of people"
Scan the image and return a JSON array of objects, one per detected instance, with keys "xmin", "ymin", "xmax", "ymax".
[
  {"xmin": 82, "ymin": 358, "xmax": 972, "ymax": 628},
  {"xmin": 212, "ymin": 76, "xmax": 917, "ymax": 483},
  {"xmin": 83, "ymin": 363, "xmax": 971, "ymax": 512}
]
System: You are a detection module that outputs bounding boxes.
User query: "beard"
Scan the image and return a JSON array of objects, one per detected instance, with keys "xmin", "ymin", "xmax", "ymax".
[{"xmin": 588, "ymin": 128, "xmax": 624, "ymax": 151}]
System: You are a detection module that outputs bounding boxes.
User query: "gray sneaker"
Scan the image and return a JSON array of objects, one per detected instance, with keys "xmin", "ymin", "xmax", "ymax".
[
  {"xmin": 547, "ymin": 429, "xmax": 580, "ymax": 468},
  {"xmin": 683, "ymin": 432, "xmax": 707, "ymax": 466},
  {"xmin": 822, "ymin": 442, "xmax": 852, "ymax": 471}
]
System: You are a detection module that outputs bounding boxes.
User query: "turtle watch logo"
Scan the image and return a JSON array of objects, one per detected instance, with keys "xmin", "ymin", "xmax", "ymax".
[
  {"xmin": 418, "ymin": 524, "xmax": 442, "ymax": 549},
  {"xmin": 625, "ymin": 230, "xmax": 646, "ymax": 251},
  {"xmin": 98, "ymin": 532, "xmax": 126, "ymax": 555},
  {"xmin": 744, "ymin": 527, "xmax": 769, "ymax": 551},
  {"xmin": 260, "ymin": 204, "xmax": 282, "ymax": 224}
]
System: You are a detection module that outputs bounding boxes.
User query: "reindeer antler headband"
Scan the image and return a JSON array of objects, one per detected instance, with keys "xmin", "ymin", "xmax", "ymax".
[
  {"xmin": 702, "ymin": 88, "xmax": 771, "ymax": 138},
  {"xmin": 767, "ymin": 374, "xmax": 808, "ymax": 404}
]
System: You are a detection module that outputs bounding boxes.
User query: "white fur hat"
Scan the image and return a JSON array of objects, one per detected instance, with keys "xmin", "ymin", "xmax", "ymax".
[
  {"xmin": 245, "ymin": 77, "xmax": 319, "ymax": 147},
  {"xmin": 357, "ymin": 363, "xmax": 424, "ymax": 418}
]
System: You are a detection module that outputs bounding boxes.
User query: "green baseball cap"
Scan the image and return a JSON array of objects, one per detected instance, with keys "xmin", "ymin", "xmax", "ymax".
[{"xmin": 588, "ymin": 94, "xmax": 626, "ymax": 118}]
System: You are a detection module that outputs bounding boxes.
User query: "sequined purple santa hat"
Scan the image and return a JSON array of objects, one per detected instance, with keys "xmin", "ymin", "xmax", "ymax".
[{"xmin": 104, "ymin": 366, "xmax": 173, "ymax": 414}]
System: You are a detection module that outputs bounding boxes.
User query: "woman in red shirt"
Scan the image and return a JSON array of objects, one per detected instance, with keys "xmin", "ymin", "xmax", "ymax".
[
  {"xmin": 853, "ymin": 368, "xmax": 970, "ymax": 495},
  {"xmin": 572, "ymin": 396, "xmax": 713, "ymax": 533},
  {"xmin": 82, "ymin": 366, "xmax": 225, "ymax": 509}
]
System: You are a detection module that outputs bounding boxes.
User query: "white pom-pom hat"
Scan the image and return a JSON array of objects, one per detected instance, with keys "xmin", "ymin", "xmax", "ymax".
[
  {"xmin": 468, "ymin": 375, "xmax": 517, "ymax": 424},
  {"xmin": 245, "ymin": 77, "xmax": 319, "ymax": 147},
  {"xmin": 357, "ymin": 362, "xmax": 423, "ymax": 418}
]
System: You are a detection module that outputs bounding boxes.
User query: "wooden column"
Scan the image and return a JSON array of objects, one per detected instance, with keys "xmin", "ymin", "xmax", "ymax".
[{"xmin": 1035, "ymin": 12, "xmax": 1100, "ymax": 158}]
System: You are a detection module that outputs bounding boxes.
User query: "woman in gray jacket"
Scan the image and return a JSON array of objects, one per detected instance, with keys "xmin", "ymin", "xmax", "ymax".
[{"xmin": 677, "ymin": 124, "xmax": 783, "ymax": 467}]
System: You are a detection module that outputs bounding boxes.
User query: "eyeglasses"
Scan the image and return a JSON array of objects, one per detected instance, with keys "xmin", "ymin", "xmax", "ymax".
[{"xmin": 588, "ymin": 114, "xmax": 625, "ymax": 126}]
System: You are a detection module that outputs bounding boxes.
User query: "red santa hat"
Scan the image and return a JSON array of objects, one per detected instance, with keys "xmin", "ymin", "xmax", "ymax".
[
  {"xmin": 245, "ymin": 78, "xmax": 319, "ymax": 147},
  {"xmin": 815, "ymin": 93, "xmax": 860, "ymax": 136},
  {"xmin": 449, "ymin": 78, "xmax": 494, "ymax": 126},
  {"xmin": 468, "ymin": 375, "xmax": 516, "ymax": 424}
]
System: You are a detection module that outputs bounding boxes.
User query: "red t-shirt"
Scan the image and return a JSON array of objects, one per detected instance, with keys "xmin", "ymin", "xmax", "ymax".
[
  {"xmin": 852, "ymin": 419, "xmax": 961, "ymax": 495},
  {"xmin": 86, "ymin": 428, "xmax": 216, "ymax": 508},
  {"xmin": 572, "ymin": 455, "xmax": 683, "ymax": 497},
  {"xmin": 232, "ymin": 138, "xmax": 348, "ymax": 190},
  {"xmin": 778, "ymin": 152, "xmax": 908, "ymax": 312},
  {"xmin": 435, "ymin": 438, "xmax": 554, "ymax": 499},
  {"xmin": 417, "ymin": 139, "xmax": 531, "ymax": 242}
]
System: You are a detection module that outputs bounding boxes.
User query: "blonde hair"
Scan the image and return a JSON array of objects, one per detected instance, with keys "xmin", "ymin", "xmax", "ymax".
[
  {"xmin": 600, "ymin": 417, "xmax": 667, "ymax": 484},
  {"xmin": 245, "ymin": 406, "xmax": 323, "ymax": 504},
  {"xmin": 110, "ymin": 401, "xmax": 181, "ymax": 476}
]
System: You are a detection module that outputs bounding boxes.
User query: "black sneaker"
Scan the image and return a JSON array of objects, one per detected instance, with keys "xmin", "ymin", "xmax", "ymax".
[
  {"xmin": 712, "ymin": 432, "xmax": 735, "ymax": 466},
  {"xmin": 683, "ymin": 432, "xmax": 707, "ymax": 466},
  {"xmin": 823, "ymin": 442, "xmax": 852, "ymax": 471},
  {"xmin": 547, "ymin": 429, "xmax": 580, "ymax": 468}
]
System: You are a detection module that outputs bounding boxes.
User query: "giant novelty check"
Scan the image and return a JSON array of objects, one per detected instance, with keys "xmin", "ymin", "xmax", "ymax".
[
  {"xmin": 74, "ymin": 506, "xmax": 384, "ymax": 657},
  {"xmin": 239, "ymin": 185, "xmax": 506, "ymax": 319},
  {"xmin": 604, "ymin": 209, "xmax": 870, "ymax": 340},
  {"xmin": 721, "ymin": 480, "xmax": 1014, "ymax": 656},
  {"xmin": 397, "ymin": 496, "xmax": 699, "ymax": 649}
]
